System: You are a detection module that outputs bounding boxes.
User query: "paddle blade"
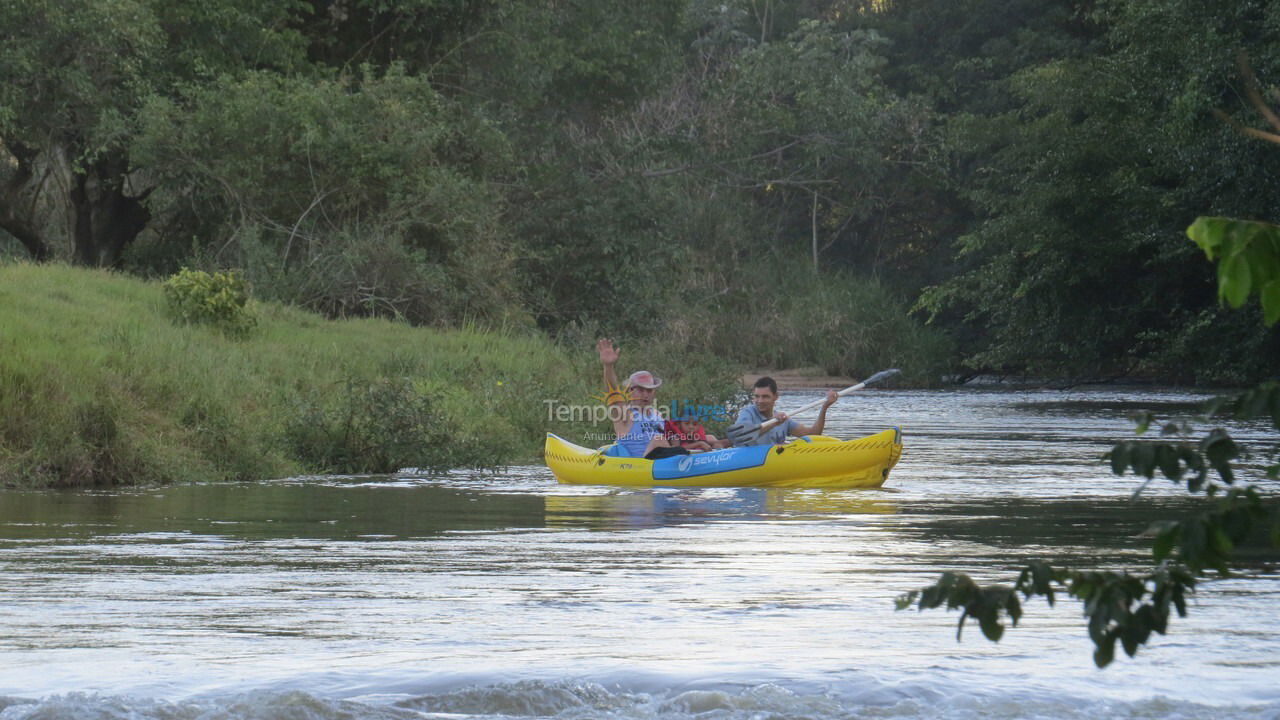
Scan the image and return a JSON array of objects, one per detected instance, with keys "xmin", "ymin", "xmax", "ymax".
[
  {"xmin": 725, "ymin": 422, "xmax": 761, "ymax": 445},
  {"xmin": 862, "ymin": 368, "xmax": 901, "ymax": 386}
]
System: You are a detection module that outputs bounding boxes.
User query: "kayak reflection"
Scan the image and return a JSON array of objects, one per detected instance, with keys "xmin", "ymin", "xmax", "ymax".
[{"xmin": 543, "ymin": 487, "xmax": 895, "ymax": 530}]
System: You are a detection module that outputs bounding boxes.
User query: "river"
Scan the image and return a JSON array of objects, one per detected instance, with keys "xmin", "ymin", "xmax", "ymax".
[{"xmin": 1, "ymin": 388, "xmax": 1277, "ymax": 719}]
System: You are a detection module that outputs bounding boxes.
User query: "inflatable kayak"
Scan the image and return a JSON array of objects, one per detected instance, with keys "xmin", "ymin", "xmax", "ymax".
[{"xmin": 544, "ymin": 428, "xmax": 903, "ymax": 489}]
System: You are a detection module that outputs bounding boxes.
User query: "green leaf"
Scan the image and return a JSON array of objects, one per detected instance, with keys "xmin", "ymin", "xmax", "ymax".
[
  {"xmin": 1262, "ymin": 280, "xmax": 1280, "ymax": 327},
  {"xmin": 978, "ymin": 607, "xmax": 1004, "ymax": 642},
  {"xmin": 1121, "ymin": 624, "xmax": 1141, "ymax": 658},
  {"xmin": 1132, "ymin": 442, "xmax": 1157, "ymax": 478},
  {"xmin": 1151, "ymin": 522, "xmax": 1178, "ymax": 562},
  {"xmin": 1202, "ymin": 396, "xmax": 1228, "ymax": 419},
  {"xmin": 1201, "ymin": 430, "xmax": 1239, "ymax": 469},
  {"xmin": 1219, "ymin": 252, "xmax": 1252, "ymax": 308},
  {"xmin": 1187, "ymin": 216, "xmax": 1228, "ymax": 259},
  {"xmin": 1155, "ymin": 444, "xmax": 1182, "ymax": 480},
  {"xmin": 1030, "ymin": 562, "xmax": 1056, "ymax": 604},
  {"xmin": 1210, "ymin": 524, "xmax": 1234, "ymax": 556},
  {"xmin": 1237, "ymin": 386, "xmax": 1271, "ymax": 420},
  {"xmin": 1093, "ymin": 635, "xmax": 1117, "ymax": 668},
  {"xmin": 1129, "ymin": 411, "xmax": 1154, "ymax": 436},
  {"xmin": 1108, "ymin": 443, "xmax": 1129, "ymax": 475},
  {"xmin": 1149, "ymin": 603, "xmax": 1169, "ymax": 635}
]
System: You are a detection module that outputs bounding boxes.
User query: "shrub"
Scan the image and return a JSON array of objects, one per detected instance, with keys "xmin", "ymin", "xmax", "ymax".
[
  {"xmin": 163, "ymin": 267, "xmax": 258, "ymax": 338},
  {"xmin": 284, "ymin": 377, "xmax": 473, "ymax": 474}
]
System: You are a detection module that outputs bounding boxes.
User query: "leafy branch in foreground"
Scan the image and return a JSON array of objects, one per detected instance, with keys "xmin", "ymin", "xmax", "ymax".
[
  {"xmin": 895, "ymin": 452, "xmax": 1276, "ymax": 667},
  {"xmin": 901, "ymin": 379, "xmax": 1280, "ymax": 669},
  {"xmin": 897, "ymin": 296, "xmax": 1279, "ymax": 670},
  {"xmin": 895, "ymin": 562, "xmax": 1199, "ymax": 668},
  {"xmin": 898, "ymin": 56, "xmax": 1280, "ymax": 668}
]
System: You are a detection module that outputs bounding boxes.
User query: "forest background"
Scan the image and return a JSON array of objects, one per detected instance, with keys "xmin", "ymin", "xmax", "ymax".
[{"xmin": 4, "ymin": 0, "xmax": 1280, "ymax": 389}]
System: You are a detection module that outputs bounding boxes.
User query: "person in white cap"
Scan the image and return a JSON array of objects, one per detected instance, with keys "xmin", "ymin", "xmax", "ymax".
[{"xmin": 596, "ymin": 338, "xmax": 688, "ymax": 460}]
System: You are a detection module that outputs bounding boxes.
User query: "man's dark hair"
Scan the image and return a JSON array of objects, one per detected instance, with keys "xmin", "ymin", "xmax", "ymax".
[{"xmin": 754, "ymin": 376, "xmax": 778, "ymax": 395}]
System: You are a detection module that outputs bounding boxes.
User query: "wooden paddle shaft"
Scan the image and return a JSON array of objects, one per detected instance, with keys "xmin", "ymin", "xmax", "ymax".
[{"xmin": 756, "ymin": 381, "xmax": 867, "ymax": 433}]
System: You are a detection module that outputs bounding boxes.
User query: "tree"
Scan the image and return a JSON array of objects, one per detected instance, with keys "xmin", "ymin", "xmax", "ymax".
[
  {"xmin": 911, "ymin": 0, "xmax": 1280, "ymax": 382},
  {"xmin": 0, "ymin": 0, "xmax": 305, "ymax": 266},
  {"xmin": 132, "ymin": 66, "xmax": 521, "ymax": 325}
]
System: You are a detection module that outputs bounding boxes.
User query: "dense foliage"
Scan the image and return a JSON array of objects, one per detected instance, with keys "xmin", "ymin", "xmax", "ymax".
[{"xmin": 3, "ymin": 0, "xmax": 1279, "ymax": 380}]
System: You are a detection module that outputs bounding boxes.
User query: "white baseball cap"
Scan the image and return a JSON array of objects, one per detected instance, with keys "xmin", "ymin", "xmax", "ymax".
[{"xmin": 625, "ymin": 370, "xmax": 662, "ymax": 389}]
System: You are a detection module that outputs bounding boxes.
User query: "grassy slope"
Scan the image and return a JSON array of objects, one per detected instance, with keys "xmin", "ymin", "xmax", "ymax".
[{"xmin": 0, "ymin": 263, "xmax": 599, "ymax": 487}]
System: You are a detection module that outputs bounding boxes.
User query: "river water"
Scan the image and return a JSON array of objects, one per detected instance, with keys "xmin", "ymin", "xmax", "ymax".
[{"xmin": 1, "ymin": 388, "xmax": 1278, "ymax": 719}]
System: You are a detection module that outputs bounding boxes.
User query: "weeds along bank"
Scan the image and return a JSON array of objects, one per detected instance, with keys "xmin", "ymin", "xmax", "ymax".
[
  {"xmin": 663, "ymin": 261, "xmax": 952, "ymax": 387},
  {"xmin": 0, "ymin": 264, "xmax": 595, "ymax": 487}
]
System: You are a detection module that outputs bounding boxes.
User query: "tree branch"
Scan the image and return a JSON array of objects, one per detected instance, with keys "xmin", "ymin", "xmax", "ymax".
[
  {"xmin": 640, "ymin": 139, "xmax": 805, "ymax": 178},
  {"xmin": 1215, "ymin": 52, "xmax": 1280, "ymax": 146},
  {"xmin": 1211, "ymin": 109, "xmax": 1280, "ymax": 146},
  {"xmin": 0, "ymin": 140, "xmax": 52, "ymax": 260},
  {"xmin": 1238, "ymin": 51, "xmax": 1280, "ymax": 135}
]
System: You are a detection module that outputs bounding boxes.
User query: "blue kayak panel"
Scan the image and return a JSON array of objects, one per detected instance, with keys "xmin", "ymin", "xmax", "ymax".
[{"xmin": 651, "ymin": 445, "xmax": 772, "ymax": 480}]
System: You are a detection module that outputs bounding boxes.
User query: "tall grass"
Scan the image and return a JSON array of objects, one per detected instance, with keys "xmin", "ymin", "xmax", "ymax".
[
  {"xmin": 661, "ymin": 257, "xmax": 953, "ymax": 386},
  {"xmin": 0, "ymin": 263, "xmax": 600, "ymax": 487}
]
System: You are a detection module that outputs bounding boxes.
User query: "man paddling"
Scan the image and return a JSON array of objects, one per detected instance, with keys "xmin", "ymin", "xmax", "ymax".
[
  {"xmin": 732, "ymin": 376, "xmax": 839, "ymax": 446},
  {"xmin": 596, "ymin": 338, "xmax": 688, "ymax": 460}
]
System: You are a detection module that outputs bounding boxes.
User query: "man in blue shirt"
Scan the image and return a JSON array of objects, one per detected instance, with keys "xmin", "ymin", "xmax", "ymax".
[
  {"xmin": 733, "ymin": 376, "xmax": 838, "ymax": 446},
  {"xmin": 597, "ymin": 338, "xmax": 688, "ymax": 459}
]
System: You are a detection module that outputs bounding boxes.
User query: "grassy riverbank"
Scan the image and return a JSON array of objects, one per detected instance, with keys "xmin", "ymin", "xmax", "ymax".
[
  {"xmin": 0, "ymin": 264, "xmax": 736, "ymax": 487},
  {"xmin": 1, "ymin": 262, "xmax": 950, "ymax": 487},
  {"xmin": 0, "ymin": 265, "xmax": 547, "ymax": 485}
]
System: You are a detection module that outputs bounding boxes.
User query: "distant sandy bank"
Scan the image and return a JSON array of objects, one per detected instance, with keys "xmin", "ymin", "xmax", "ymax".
[{"xmin": 740, "ymin": 368, "xmax": 858, "ymax": 389}]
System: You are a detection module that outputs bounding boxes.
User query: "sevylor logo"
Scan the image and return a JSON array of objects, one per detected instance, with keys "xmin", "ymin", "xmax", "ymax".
[{"xmin": 677, "ymin": 452, "xmax": 736, "ymax": 473}]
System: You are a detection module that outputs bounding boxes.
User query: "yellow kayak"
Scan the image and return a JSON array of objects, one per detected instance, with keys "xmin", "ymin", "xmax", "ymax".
[{"xmin": 544, "ymin": 428, "xmax": 903, "ymax": 489}]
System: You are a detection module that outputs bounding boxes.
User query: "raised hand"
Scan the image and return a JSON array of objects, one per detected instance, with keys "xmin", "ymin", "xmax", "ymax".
[{"xmin": 597, "ymin": 338, "xmax": 620, "ymax": 366}]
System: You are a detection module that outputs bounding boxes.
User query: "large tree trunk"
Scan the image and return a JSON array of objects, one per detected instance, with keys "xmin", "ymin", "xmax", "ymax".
[
  {"xmin": 0, "ymin": 141, "xmax": 52, "ymax": 260},
  {"xmin": 68, "ymin": 155, "xmax": 150, "ymax": 267},
  {"xmin": 1, "ymin": 142, "xmax": 149, "ymax": 266}
]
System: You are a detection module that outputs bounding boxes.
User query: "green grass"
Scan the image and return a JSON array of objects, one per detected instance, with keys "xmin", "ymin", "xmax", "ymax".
[{"xmin": 0, "ymin": 263, "xmax": 610, "ymax": 487}]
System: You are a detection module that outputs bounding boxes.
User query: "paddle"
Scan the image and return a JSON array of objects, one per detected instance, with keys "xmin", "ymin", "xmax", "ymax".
[{"xmin": 726, "ymin": 368, "xmax": 902, "ymax": 446}]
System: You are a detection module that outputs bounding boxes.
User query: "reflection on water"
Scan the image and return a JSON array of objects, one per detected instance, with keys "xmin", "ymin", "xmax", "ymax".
[
  {"xmin": 0, "ymin": 485, "xmax": 897, "ymax": 539},
  {"xmin": 0, "ymin": 387, "xmax": 1277, "ymax": 719},
  {"xmin": 0, "ymin": 482, "xmax": 549, "ymax": 540},
  {"xmin": 544, "ymin": 488, "xmax": 896, "ymax": 530}
]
